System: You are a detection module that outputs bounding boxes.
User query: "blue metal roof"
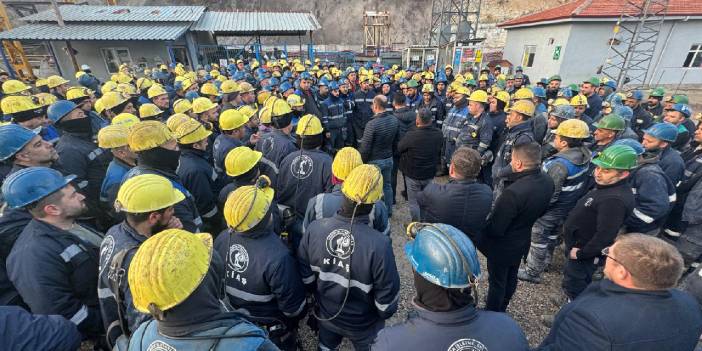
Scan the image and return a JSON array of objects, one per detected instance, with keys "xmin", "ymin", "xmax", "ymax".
[
  {"xmin": 0, "ymin": 22, "xmax": 190, "ymax": 41},
  {"xmin": 191, "ymin": 11, "xmax": 321, "ymax": 35},
  {"xmin": 21, "ymin": 5, "xmax": 205, "ymax": 23}
]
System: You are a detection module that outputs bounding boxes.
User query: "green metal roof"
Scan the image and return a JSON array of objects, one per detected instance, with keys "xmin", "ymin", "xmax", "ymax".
[
  {"xmin": 0, "ymin": 22, "xmax": 190, "ymax": 41},
  {"xmin": 21, "ymin": 5, "xmax": 205, "ymax": 23},
  {"xmin": 191, "ymin": 11, "xmax": 321, "ymax": 35}
]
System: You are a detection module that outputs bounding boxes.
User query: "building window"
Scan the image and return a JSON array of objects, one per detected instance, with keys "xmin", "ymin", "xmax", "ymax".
[
  {"xmin": 101, "ymin": 47, "xmax": 132, "ymax": 74},
  {"xmin": 522, "ymin": 45, "xmax": 536, "ymax": 68},
  {"xmin": 683, "ymin": 44, "xmax": 702, "ymax": 68}
]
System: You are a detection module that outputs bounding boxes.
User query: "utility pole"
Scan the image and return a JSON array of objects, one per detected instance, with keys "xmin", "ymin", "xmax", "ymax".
[{"xmin": 50, "ymin": 0, "xmax": 79, "ymax": 72}]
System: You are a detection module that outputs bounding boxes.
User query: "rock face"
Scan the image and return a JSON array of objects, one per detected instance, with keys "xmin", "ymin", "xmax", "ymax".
[{"xmin": 121, "ymin": 0, "xmax": 569, "ymax": 45}]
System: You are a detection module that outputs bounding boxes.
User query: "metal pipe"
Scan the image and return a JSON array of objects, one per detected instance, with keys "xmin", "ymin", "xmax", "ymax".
[
  {"xmin": 648, "ymin": 20, "xmax": 676, "ymax": 87},
  {"xmin": 49, "ymin": 0, "xmax": 79, "ymax": 72},
  {"xmin": 0, "ymin": 43, "xmax": 16, "ymax": 79}
]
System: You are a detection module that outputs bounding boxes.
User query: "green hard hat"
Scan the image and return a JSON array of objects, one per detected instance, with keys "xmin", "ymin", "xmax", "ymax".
[
  {"xmin": 466, "ymin": 79, "xmax": 477, "ymax": 86},
  {"xmin": 585, "ymin": 76, "xmax": 600, "ymax": 86},
  {"xmin": 672, "ymin": 94, "xmax": 689, "ymax": 105},
  {"xmin": 593, "ymin": 114, "xmax": 626, "ymax": 131},
  {"xmin": 649, "ymin": 87, "xmax": 665, "ymax": 98},
  {"xmin": 549, "ymin": 75, "xmax": 562, "ymax": 82},
  {"xmin": 592, "ymin": 144, "xmax": 638, "ymax": 170},
  {"xmin": 568, "ymin": 83, "xmax": 579, "ymax": 92},
  {"xmin": 406, "ymin": 79, "xmax": 420, "ymax": 88}
]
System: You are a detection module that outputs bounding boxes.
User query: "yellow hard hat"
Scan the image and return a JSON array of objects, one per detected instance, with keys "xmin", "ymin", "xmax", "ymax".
[
  {"xmin": 553, "ymin": 119, "xmax": 590, "ymax": 139},
  {"xmin": 101, "ymin": 81, "xmax": 118, "ymax": 94},
  {"xmin": 270, "ymin": 99, "xmax": 292, "ymax": 118},
  {"xmin": 116, "ymin": 174, "xmax": 185, "ymax": 213},
  {"xmin": 257, "ymin": 90, "xmax": 272, "ymax": 105},
  {"xmin": 495, "ymin": 91, "xmax": 511, "ymax": 105},
  {"xmin": 570, "ymin": 95, "xmax": 588, "ymax": 106},
  {"xmin": 166, "ymin": 113, "xmax": 192, "ymax": 132},
  {"xmin": 220, "ymin": 80, "xmax": 239, "ymax": 94},
  {"xmin": 173, "ymin": 99, "xmax": 192, "ymax": 114},
  {"xmin": 147, "ymin": 84, "xmax": 168, "ymax": 99},
  {"xmin": 294, "ymin": 64, "xmax": 306, "ymax": 73},
  {"xmin": 225, "ymin": 146, "xmax": 262, "ymax": 177},
  {"xmin": 238, "ymin": 82, "xmax": 255, "ymax": 93},
  {"xmin": 179, "ymin": 78, "xmax": 197, "ymax": 92},
  {"xmin": 101, "ymin": 91, "xmax": 129, "ymax": 111},
  {"xmin": 175, "ymin": 65, "xmax": 187, "ymax": 77},
  {"xmin": 136, "ymin": 77, "xmax": 154, "ymax": 91},
  {"xmin": 35, "ymin": 78, "xmax": 48, "ymax": 88},
  {"xmin": 224, "ymin": 176, "xmax": 274, "ymax": 232},
  {"xmin": 117, "ymin": 83, "xmax": 137, "ymax": 96},
  {"xmin": 128, "ymin": 228, "xmax": 213, "ymax": 314},
  {"xmin": 332, "ymin": 147, "xmax": 362, "ymax": 180},
  {"xmin": 2, "ymin": 80, "xmax": 31, "ymax": 95},
  {"xmin": 66, "ymin": 87, "xmax": 92, "ymax": 101},
  {"xmin": 464, "ymin": 73, "xmax": 475, "ymax": 81},
  {"xmin": 139, "ymin": 103, "xmax": 164, "ymax": 119},
  {"xmin": 552, "ymin": 97, "xmax": 570, "ymax": 107},
  {"xmin": 287, "ymin": 94, "xmax": 305, "ymax": 108},
  {"xmin": 296, "ymin": 114, "xmax": 323, "ymax": 136},
  {"xmin": 237, "ymin": 105, "xmax": 257, "ymax": 120},
  {"xmin": 192, "ymin": 97, "xmax": 217, "ymax": 114},
  {"xmin": 143, "ymin": 69, "xmax": 152, "ymax": 76},
  {"xmin": 454, "ymin": 85, "xmax": 470, "ymax": 96},
  {"xmin": 128, "ymin": 120, "xmax": 173, "ymax": 152},
  {"xmin": 200, "ymin": 83, "xmax": 220, "ymax": 96},
  {"xmin": 219, "ymin": 109, "xmax": 248, "ymax": 131},
  {"xmin": 510, "ymin": 100, "xmax": 535, "ymax": 118},
  {"xmin": 1, "ymin": 95, "xmax": 42, "ymax": 114},
  {"xmin": 421, "ymin": 84, "xmax": 435, "ymax": 94},
  {"xmin": 514, "ymin": 87, "xmax": 534, "ymax": 100},
  {"xmin": 259, "ymin": 106, "xmax": 272, "ymax": 124},
  {"xmin": 34, "ymin": 93, "xmax": 57, "ymax": 107},
  {"xmin": 94, "ymin": 98, "xmax": 105, "ymax": 114},
  {"xmin": 479, "ymin": 74, "xmax": 489, "ymax": 81},
  {"xmin": 175, "ymin": 119, "xmax": 212, "ymax": 144},
  {"xmin": 111, "ymin": 113, "xmax": 140, "ymax": 128},
  {"xmin": 342, "ymin": 164, "xmax": 383, "ymax": 204},
  {"xmin": 209, "ymin": 70, "xmax": 220, "ymax": 78},
  {"xmin": 110, "ymin": 74, "xmax": 120, "ymax": 83},
  {"xmin": 424, "ymin": 72, "xmax": 435, "ymax": 80},
  {"xmin": 47, "ymin": 75, "xmax": 69, "ymax": 89},
  {"xmin": 116, "ymin": 72, "xmax": 134, "ymax": 84},
  {"xmin": 97, "ymin": 124, "xmax": 130, "ymax": 149},
  {"xmin": 468, "ymin": 90, "xmax": 488, "ymax": 103}
]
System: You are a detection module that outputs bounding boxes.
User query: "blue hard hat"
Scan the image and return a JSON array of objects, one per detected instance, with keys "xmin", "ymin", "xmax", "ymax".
[
  {"xmin": 604, "ymin": 80, "xmax": 617, "ymax": 90},
  {"xmin": 643, "ymin": 122, "xmax": 679, "ymax": 143},
  {"xmin": 47, "ymin": 100, "xmax": 79, "ymax": 124},
  {"xmin": 268, "ymin": 77, "xmax": 280, "ymax": 87},
  {"xmin": 204, "ymin": 64, "xmax": 212, "ymax": 71},
  {"xmin": 672, "ymin": 103, "xmax": 692, "ymax": 118},
  {"xmin": 0, "ymin": 124, "xmax": 40, "ymax": 161},
  {"xmin": 329, "ymin": 81, "xmax": 340, "ymax": 90},
  {"xmin": 606, "ymin": 92, "xmax": 624, "ymax": 106},
  {"xmin": 279, "ymin": 82, "xmax": 293, "ymax": 93},
  {"xmin": 404, "ymin": 223, "xmax": 481, "ymax": 288},
  {"xmin": 558, "ymin": 87, "xmax": 573, "ymax": 98},
  {"xmin": 2, "ymin": 167, "xmax": 76, "ymax": 209},
  {"xmin": 613, "ymin": 138, "xmax": 645, "ymax": 155},
  {"xmin": 227, "ymin": 63, "xmax": 237, "ymax": 71},
  {"xmin": 364, "ymin": 62, "xmax": 372, "ymax": 70},
  {"xmin": 539, "ymin": 78, "xmax": 549, "ymax": 85},
  {"xmin": 300, "ymin": 72, "xmax": 313, "ymax": 81},
  {"xmin": 550, "ymin": 104, "xmax": 575, "ymax": 120},
  {"xmin": 184, "ymin": 91, "xmax": 200, "ymax": 102},
  {"xmin": 282, "ymin": 71, "xmax": 293, "ymax": 80},
  {"xmin": 612, "ymin": 105, "xmax": 633, "ymax": 122},
  {"xmin": 380, "ymin": 76, "xmax": 391, "ymax": 85},
  {"xmin": 626, "ymin": 90, "xmax": 644, "ymax": 101},
  {"xmin": 318, "ymin": 77, "xmax": 329, "ymax": 86},
  {"xmin": 515, "ymin": 66, "xmax": 523, "ymax": 71},
  {"xmin": 436, "ymin": 71, "xmax": 448, "ymax": 83},
  {"xmin": 532, "ymin": 86, "xmax": 546, "ymax": 98},
  {"xmin": 339, "ymin": 78, "xmax": 348, "ymax": 85}
]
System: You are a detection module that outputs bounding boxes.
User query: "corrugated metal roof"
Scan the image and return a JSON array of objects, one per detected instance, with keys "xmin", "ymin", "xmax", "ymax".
[
  {"xmin": 0, "ymin": 22, "xmax": 190, "ymax": 41},
  {"xmin": 21, "ymin": 5, "xmax": 205, "ymax": 23},
  {"xmin": 191, "ymin": 11, "xmax": 321, "ymax": 34}
]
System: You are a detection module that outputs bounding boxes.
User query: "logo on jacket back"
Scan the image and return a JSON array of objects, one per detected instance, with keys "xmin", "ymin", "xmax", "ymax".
[
  {"xmin": 147, "ymin": 341, "xmax": 176, "ymax": 351},
  {"xmin": 99, "ymin": 235, "xmax": 115, "ymax": 276},
  {"xmin": 325, "ymin": 229, "xmax": 355, "ymax": 259},
  {"xmin": 228, "ymin": 244, "xmax": 249, "ymax": 273},
  {"xmin": 447, "ymin": 338, "xmax": 487, "ymax": 351},
  {"xmin": 291, "ymin": 154, "xmax": 314, "ymax": 179}
]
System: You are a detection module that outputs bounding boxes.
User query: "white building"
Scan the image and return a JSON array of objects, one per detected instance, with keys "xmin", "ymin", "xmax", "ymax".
[{"xmin": 498, "ymin": 0, "xmax": 702, "ymax": 86}]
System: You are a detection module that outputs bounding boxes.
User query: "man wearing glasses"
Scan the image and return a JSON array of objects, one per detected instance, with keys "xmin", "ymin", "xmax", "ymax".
[{"xmin": 538, "ymin": 234, "xmax": 702, "ymax": 350}]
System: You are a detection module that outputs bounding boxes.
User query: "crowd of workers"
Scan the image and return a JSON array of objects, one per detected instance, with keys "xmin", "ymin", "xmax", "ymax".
[{"xmin": 0, "ymin": 55, "xmax": 701, "ymax": 351}]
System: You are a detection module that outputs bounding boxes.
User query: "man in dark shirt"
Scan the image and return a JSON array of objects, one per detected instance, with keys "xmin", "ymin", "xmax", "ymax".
[
  {"xmin": 559, "ymin": 144, "xmax": 636, "ymax": 302},
  {"xmin": 359, "ymin": 95, "xmax": 400, "ymax": 216},
  {"xmin": 398, "ymin": 108, "xmax": 443, "ymax": 220}
]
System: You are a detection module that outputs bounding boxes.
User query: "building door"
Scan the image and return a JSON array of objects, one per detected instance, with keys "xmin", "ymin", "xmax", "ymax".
[{"xmin": 171, "ymin": 46, "xmax": 190, "ymax": 68}]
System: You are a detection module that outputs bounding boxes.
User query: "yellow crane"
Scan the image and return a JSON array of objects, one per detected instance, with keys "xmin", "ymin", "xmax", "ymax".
[{"xmin": 0, "ymin": 1, "xmax": 35, "ymax": 80}]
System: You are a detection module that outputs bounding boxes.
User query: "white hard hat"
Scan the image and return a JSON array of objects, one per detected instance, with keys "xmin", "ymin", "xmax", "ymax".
[{"xmin": 80, "ymin": 64, "xmax": 91, "ymax": 70}]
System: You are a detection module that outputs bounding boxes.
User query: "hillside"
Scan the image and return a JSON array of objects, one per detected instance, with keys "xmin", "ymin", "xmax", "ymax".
[{"xmin": 120, "ymin": 0, "xmax": 570, "ymax": 45}]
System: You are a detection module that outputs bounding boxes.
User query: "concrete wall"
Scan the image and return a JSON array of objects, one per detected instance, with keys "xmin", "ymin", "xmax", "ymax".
[
  {"xmin": 50, "ymin": 39, "xmax": 186, "ymax": 81},
  {"xmin": 501, "ymin": 23, "xmax": 573, "ymax": 79},
  {"xmin": 503, "ymin": 19, "xmax": 702, "ymax": 86}
]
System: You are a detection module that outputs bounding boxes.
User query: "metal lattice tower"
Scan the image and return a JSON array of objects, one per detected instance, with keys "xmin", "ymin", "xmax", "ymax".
[
  {"xmin": 600, "ymin": 0, "xmax": 669, "ymax": 89},
  {"xmin": 363, "ymin": 11, "xmax": 391, "ymax": 57},
  {"xmin": 427, "ymin": 0, "xmax": 482, "ymax": 67}
]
